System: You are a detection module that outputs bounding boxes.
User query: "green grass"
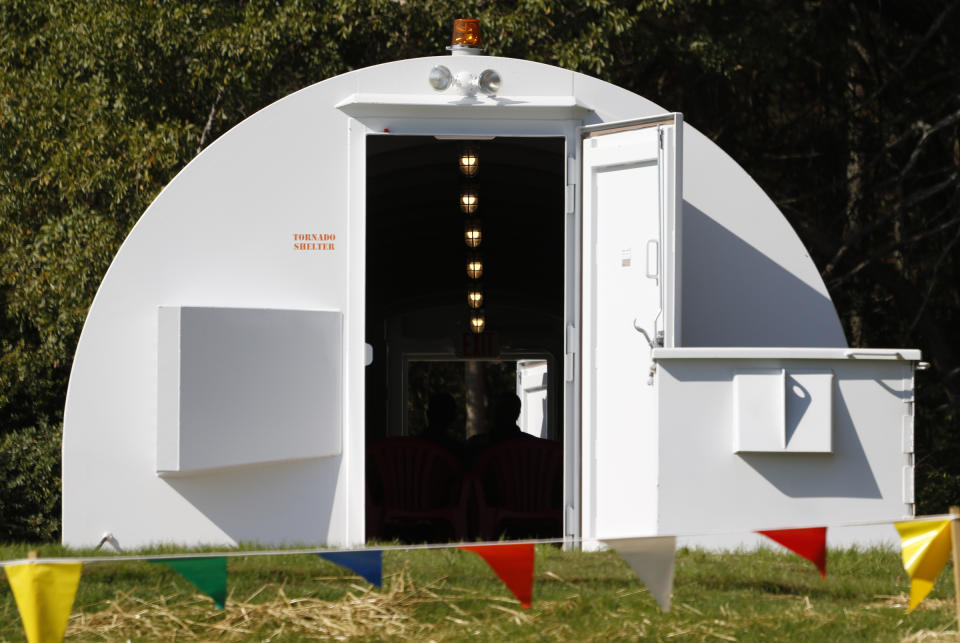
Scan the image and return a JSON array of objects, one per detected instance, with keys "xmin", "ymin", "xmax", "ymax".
[{"xmin": 0, "ymin": 543, "xmax": 957, "ymax": 641}]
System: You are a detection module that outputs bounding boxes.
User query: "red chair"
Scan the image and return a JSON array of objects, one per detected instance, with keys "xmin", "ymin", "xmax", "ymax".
[
  {"xmin": 366, "ymin": 437, "xmax": 469, "ymax": 542},
  {"xmin": 471, "ymin": 438, "xmax": 563, "ymax": 540}
]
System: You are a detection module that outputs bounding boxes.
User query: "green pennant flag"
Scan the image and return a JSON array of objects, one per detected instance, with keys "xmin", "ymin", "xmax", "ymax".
[{"xmin": 150, "ymin": 557, "xmax": 227, "ymax": 609}]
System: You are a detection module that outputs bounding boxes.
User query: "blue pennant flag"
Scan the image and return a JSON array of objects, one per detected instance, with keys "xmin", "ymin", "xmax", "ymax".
[{"xmin": 317, "ymin": 551, "xmax": 382, "ymax": 587}]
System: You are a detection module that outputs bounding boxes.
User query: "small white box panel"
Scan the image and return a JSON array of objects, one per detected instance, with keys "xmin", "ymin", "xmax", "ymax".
[
  {"xmin": 784, "ymin": 370, "xmax": 833, "ymax": 452},
  {"xmin": 733, "ymin": 368, "xmax": 833, "ymax": 453},
  {"xmin": 158, "ymin": 306, "xmax": 342, "ymax": 474},
  {"xmin": 733, "ymin": 369, "xmax": 785, "ymax": 452}
]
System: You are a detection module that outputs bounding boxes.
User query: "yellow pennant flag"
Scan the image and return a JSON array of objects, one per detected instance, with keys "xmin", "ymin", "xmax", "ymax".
[
  {"xmin": 3, "ymin": 562, "xmax": 83, "ymax": 643},
  {"xmin": 894, "ymin": 519, "xmax": 952, "ymax": 612}
]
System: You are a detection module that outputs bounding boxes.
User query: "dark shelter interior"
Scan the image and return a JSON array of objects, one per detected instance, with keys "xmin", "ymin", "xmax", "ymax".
[{"xmin": 364, "ymin": 135, "xmax": 565, "ymax": 542}]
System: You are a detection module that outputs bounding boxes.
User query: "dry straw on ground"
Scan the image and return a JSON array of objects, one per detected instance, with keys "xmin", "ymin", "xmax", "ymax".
[
  {"xmin": 56, "ymin": 570, "xmax": 960, "ymax": 641},
  {"xmin": 66, "ymin": 570, "xmax": 451, "ymax": 640}
]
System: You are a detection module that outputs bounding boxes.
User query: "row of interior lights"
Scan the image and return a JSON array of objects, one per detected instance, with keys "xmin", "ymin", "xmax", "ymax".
[{"xmin": 460, "ymin": 147, "xmax": 485, "ymax": 334}]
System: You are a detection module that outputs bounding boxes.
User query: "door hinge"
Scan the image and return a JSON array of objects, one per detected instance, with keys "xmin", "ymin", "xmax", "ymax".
[
  {"xmin": 565, "ymin": 184, "xmax": 576, "ymax": 214},
  {"xmin": 566, "ymin": 505, "xmax": 577, "ymax": 534},
  {"xmin": 902, "ymin": 415, "xmax": 914, "ymax": 454},
  {"xmin": 564, "ymin": 324, "xmax": 578, "ymax": 382},
  {"xmin": 565, "ymin": 324, "xmax": 579, "ymax": 354},
  {"xmin": 903, "ymin": 465, "xmax": 915, "ymax": 504},
  {"xmin": 658, "ymin": 127, "xmax": 664, "ymax": 148}
]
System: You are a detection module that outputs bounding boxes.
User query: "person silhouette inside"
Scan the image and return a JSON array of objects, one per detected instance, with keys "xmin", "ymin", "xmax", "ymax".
[
  {"xmin": 422, "ymin": 392, "xmax": 462, "ymax": 457},
  {"xmin": 489, "ymin": 392, "xmax": 533, "ymax": 444}
]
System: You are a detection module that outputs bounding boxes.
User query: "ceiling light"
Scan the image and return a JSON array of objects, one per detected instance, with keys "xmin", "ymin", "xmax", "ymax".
[
  {"xmin": 469, "ymin": 311, "xmax": 486, "ymax": 334},
  {"xmin": 466, "ymin": 258, "xmax": 483, "ymax": 279},
  {"xmin": 467, "ymin": 288, "xmax": 484, "ymax": 309},
  {"xmin": 464, "ymin": 223, "xmax": 482, "ymax": 248},
  {"xmin": 459, "ymin": 189, "xmax": 479, "ymax": 214},
  {"xmin": 459, "ymin": 148, "xmax": 479, "ymax": 176}
]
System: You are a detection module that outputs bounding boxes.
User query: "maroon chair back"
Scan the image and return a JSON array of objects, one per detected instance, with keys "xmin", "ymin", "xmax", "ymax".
[
  {"xmin": 366, "ymin": 437, "xmax": 468, "ymax": 541},
  {"xmin": 471, "ymin": 438, "xmax": 562, "ymax": 538},
  {"xmin": 367, "ymin": 437, "xmax": 464, "ymax": 510}
]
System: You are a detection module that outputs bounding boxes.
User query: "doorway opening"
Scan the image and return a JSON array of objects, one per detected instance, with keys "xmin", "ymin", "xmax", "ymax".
[{"xmin": 364, "ymin": 135, "xmax": 565, "ymax": 543}]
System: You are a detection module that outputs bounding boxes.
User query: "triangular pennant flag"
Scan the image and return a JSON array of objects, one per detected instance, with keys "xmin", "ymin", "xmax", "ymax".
[
  {"xmin": 603, "ymin": 536, "xmax": 676, "ymax": 611},
  {"xmin": 894, "ymin": 519, "xmax": 952, "ymax": 612},
  {"xmin": 458, "ymin": 544, "xmax": 535, "ymax": 609},
  {"xmin": 4, "ymin": 562, "xmax": 83, "ymax": 643},
  {"xmin": 317, "ymin": 551, "xmax": 383, "ymax": 587},
  {"xmin": 150, "ymin": 557, "xmax": 227, "ymax": 609},
  {"xmin": 757, "ymin": 527, "xmax": 827, "ymax": 578}
]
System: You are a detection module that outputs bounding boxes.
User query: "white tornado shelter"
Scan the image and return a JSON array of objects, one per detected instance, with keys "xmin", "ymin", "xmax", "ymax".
[{"xmin": 63, "ymin": 45, "xmax": 922, "ymax": 550}]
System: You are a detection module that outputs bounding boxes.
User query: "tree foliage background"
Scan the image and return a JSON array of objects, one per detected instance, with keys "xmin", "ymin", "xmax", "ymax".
[{"xmin": 1, "ymin": 0, "xmax": 958, "ymax": 539}]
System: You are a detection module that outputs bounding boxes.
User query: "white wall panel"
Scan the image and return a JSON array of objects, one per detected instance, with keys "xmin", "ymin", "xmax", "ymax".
[
  {"xmin": 62, "ymin": 76, "xmax": 356, "ymax": 548},
  {"xmin": 657, "ymin": 355, "xmax": 913, "ymax": 548},
  {"xmin": 157, "ymin": 307, "xmax": 342, "ymax": 474}
]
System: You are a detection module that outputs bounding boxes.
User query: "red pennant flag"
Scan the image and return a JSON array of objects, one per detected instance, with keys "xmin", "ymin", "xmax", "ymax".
[
  {"xmin": 459, "ymin": 543, "xmax": 535, "ymax": 609},
  {"xmin": 757, "ymin": 527, "xmax": 827, "ymax": 578}
]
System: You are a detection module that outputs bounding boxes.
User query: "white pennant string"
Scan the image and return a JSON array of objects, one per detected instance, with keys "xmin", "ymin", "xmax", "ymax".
[
  {"xmin": 1, "ymin": 514, "xmax": 954, "ymax": 568},
  {"xmin": 602, "ymin": 536, "xmax": 677, "ymax": 611}
]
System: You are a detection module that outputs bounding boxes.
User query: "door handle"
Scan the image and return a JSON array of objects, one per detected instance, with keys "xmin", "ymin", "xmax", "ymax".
[
  {"xmin": 646, "ymin": 239, "xmax": 659, "ymax": 281},
  {"xmin": 633, "ymin": 319, "xmax": 656, "ymax": 349}
]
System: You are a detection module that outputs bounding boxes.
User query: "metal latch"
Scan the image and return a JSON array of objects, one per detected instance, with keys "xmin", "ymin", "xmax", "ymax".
[{"xmin": 632, "ymin": 320, "xmax": 656, "ymax": 349}]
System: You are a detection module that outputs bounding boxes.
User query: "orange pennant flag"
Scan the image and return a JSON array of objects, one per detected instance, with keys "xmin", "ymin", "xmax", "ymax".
[
  {"xmin": 757, "ymin": 527, "xmax": 827, "ymax": 578},
  {"xmin": 459, "ymin": 543, "xmax": 535, "ymax": 609}
]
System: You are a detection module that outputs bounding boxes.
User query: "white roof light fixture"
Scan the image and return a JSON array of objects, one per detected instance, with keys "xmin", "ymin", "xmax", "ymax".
[{"xmin": 428, "ymin": 18, "xmax": 501, "ymax": 97}]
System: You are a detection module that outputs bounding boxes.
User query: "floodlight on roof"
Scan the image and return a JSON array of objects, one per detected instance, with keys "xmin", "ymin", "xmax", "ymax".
[
  {"xmin": 478, "ymin": 69, "xmax": 501, "ymax": 95},
  {"xmin": 428, "ymin": 21, "xmax": 502, "ymax": 96},
  {"xmin": 429, "ymin": 65, "xmax": 452, "ymax": 90}
]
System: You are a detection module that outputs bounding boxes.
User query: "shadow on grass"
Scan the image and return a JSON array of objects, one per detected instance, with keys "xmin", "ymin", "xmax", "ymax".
[{"xmin": 690, "ymin": 575, "xmax": 836, "ymax": 598}]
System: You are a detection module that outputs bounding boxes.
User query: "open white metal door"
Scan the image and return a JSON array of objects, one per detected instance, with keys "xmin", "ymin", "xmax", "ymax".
[{"xmin": 581, "ymin": 114, "xmax": 682, "ymax": 541}]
